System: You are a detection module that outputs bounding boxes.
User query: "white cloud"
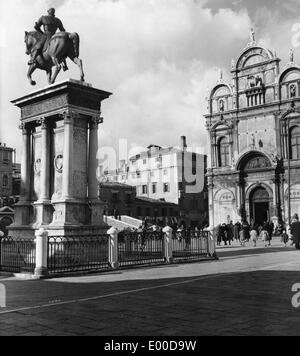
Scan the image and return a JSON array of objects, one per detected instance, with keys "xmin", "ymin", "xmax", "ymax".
[{"xmin": 1, "ymin": 0, "xmax": 254, "ymax": 165}]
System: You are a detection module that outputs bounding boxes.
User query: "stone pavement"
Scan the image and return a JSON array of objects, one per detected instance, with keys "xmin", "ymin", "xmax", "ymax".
[{"xmin": 0, "ymin": 237, "xmax": 299, "ymax": 336}]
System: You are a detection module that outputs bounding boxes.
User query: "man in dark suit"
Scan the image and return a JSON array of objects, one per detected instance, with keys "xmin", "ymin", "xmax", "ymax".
[{"xmin": 290, "ymin": 214, "xmax": 300, "ymax": 250}]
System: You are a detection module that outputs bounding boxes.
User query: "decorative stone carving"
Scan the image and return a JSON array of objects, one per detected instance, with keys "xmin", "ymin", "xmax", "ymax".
[
  {"xmin": 250, "ymin": 135, "xmax": 256, "ymax": 148},
  {"xmin": 59, "ymin": 110, "xmax": 78, "ymax": 125},
  {"xmin": 220, "ymin": 192, "xmax": 234, "ymax": 202},
  {"xmin": 219, "ymin": 99, "xmax": 225, "ymax": 112},
  {"xmin": 89, "ymin": 116, "xmax": 103, "ymax": 130},
  {"xmin": 54, "ymin": 154, "xmax": 63, "ymax": 173},
  {"xmin": 73, "ymin": 127, "xmax": 87, "ymax": 144},
  {"xmin": 250, "ymin": 28, "xmax": 256, "ymax": 44},
  {"xmin": 37, "ymin": 118, "xmax": 48, "ymax": 129},
  {"xmin": 21, "ymin": 96, "xmax": 67, "ymax": 120},
  {"xmin": 247, "ymin": 75, "xmax": 264, "ymax": 89},
  {"xmin": 34, "ymin": 158, "xmax": 42, "ymax": 174},
  {"xmin": 19, "ymin": 122, "xmax": 29, "ymax": 135},
  {"xmin": 73, "ymin": 128, "xmax": 87, "ymax": 170},
  {"xmin": 231, "ymin": 59, "xmax": 235, "ymax": 70},
  {"xmin": 290, "ymin": 48, "xmax": 295, "ymax": 63},
  {"xmin": 290, "ymin": 84, "xmax": 297, "ymax": 98},
  {"xmin": 53, "ymin": 209, "xmax": 63, "ymax": 222},
  {"xmin": 244, "ymin": 157, "xmax": 271, "ymax": 170},
  {"xmin": 73, "ymin": 171, "xmax": 87, "ymax": 197}
]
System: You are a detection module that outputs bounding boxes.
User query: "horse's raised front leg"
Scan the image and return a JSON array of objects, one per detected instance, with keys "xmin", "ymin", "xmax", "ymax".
[
  {"xmin": 50, "ymin": 57, "xmax": 61, "ymax": 84},
  {"xmin": 27, "ymin": 64, "xmax": 37, "ymax": 86},
  {"xmin": 71, "ymin": 57, "xmax": 85, "ymax": 82}
]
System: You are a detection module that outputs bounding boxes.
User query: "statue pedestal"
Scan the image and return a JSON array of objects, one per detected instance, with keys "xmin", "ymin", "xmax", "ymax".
[{"xmin": 9, "ymin": 79, "xmax": 112, "ymax": 238}]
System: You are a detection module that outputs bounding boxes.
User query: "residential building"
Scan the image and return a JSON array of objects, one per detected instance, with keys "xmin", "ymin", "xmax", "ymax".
[
  {"xmin": 99, "ymin": 182, "xmax": 179, "ymax": 224},
  {"xmin": 0, "ymin": 143, "xmax": 20, "ymax": 208},
  {"xmin": 102, "ymin": 137, "xmax": 208, "ymax": 227},
  {"xmin": 0, "ymin": 143, "xmax": 21, "ymax": 230}
]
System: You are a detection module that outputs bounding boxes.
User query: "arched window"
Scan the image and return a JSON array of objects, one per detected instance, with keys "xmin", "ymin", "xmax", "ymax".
[
  {"xmin": 218, "ymin": 137, "xmax": 230, "ymax": 167},
  {"xmin": 2, "ymin": 174, "xmax": 8, "ymax": 187},
  {"xmin": 291, "ymin": 126, "xmax": 300, "ymax": 159}
]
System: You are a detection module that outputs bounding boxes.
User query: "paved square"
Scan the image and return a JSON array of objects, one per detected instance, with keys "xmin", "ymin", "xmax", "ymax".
[{"xmin": 0, "ymin": 237, "xmax": 299, "ymax": 336}]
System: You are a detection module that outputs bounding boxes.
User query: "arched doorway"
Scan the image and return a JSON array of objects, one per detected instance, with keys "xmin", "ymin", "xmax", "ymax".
[{"xmin": 249, "ymin": 187, "xmax": 270, "ymax": 225}]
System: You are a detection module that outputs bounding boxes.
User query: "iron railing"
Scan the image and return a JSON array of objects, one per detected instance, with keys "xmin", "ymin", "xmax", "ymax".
[
  {"xmin": 118, "ymin": 231, "xmax": 165, "ymax": 267},
  {"xmin": 0, "ymin": 230, "xmax": 216, "ymax": 276},
  {"xmin": 172, "ymin": 230, "xmax": 211, "ymax": 261},
  {"xmin": 0, "ymin": 236, "xmax": 36, "ymax": 273},
  {"xmin": 47, "ymin": 235, "xmax": 110, "ymax": 274}
]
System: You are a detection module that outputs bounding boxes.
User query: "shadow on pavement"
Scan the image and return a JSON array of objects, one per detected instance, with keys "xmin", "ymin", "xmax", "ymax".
[
  {"xmin": 217, "ymin": 246, "xmax": 295, "ymax": 259},
  {"xmin": 0, "ymin": 270, "xmax": 299, "ymax": 336}
]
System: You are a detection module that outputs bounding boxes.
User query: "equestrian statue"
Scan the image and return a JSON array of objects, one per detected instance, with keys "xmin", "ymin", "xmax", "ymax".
[{"xmin": 25, "ymin": 8, "xmax": 85, "ymax": 85}]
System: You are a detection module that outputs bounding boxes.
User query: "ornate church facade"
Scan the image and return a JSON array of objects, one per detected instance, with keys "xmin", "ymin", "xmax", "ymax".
[{"xmin": 205, "ymin": 34, "xmax": 300, "ymax": 227}]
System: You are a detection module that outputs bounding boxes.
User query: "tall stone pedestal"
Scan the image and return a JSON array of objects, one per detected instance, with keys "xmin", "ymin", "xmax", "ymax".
[{"xmin": 9, "ymin": 79, "xmax": 112, "ymax": 238}]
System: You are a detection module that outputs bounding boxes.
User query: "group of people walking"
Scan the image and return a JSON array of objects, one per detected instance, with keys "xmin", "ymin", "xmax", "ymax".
[
  {"xmin": 215, "ymin": 214, "xmax": 300, "ymax": 249},
  {"xmin": 215, "ymin": 220, "xmax": 274, "ymax": 248}
]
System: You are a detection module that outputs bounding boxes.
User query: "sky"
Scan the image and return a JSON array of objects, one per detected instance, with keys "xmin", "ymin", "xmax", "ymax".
[{"xmin": 0, "ymin": 0, "xmax": 300, "ymax": 167}]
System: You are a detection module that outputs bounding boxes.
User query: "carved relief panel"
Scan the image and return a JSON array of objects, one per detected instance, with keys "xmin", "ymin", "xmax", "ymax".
[
  {"xmin": 32, "ymin": 132, "xmax": 41, "ymax": 200},
  {"xmin": 52, "ymin": 129, "xmax": 64, "ymax": 201}
]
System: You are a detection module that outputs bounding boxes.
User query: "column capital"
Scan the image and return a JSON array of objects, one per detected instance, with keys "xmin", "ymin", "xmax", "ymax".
[
  {"xmin": 36, "ymin": 117, "xmax": 48, "ymax": 130},
  {"xmin": 59, "ymin": 110, "xmax": 77, "ymax": 124},
  {"xmin": 274, "ymin": 111, "xmax": 282, "ymax": 119},
  {"xmin": 19, "ymin": 122, "xmax": 30, "ymax": 134},
  {"xmin": 272, "ymin": 175, "xmax": 280, "ymax": 184},
  {"xmin": 236, "ymin": 177, "xmax": 245, "ymax": 187},
  {"xmin": 89, "ymin": 116, "xmax": 103, "ymax": 130}
]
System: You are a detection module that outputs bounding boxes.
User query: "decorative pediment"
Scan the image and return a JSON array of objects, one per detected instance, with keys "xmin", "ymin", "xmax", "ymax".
[
  {"xmin": 236, "ymin": 47, "xmax": 274, "ymax": 70},
  {"xmin": 211, "ymin": 121, "xmax": 233, "ymax": 131},
  {"xmin": 279, "ymin": 66, "xmax": 300, "ymax": 84},
  {"xmin": 236, "ymin": 151, "xmax": 273, "ymax": 171},
  {"xmin": 211, "ymin": 85, "xmax": 232, "ymax": 98}
]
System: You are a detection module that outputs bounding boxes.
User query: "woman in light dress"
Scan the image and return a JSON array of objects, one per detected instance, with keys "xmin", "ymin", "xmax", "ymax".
[
  {"xmin": 260, "ymin": 229, "xmax": 270, "ymax": 247},
  {"xmin": 250, "ymin": 228, "xmax": 258, "ymax": 247}
]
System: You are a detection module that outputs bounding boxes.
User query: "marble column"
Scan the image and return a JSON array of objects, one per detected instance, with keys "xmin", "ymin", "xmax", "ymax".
[
  {"xmin": 235, "ymin": 177, "xmax": 241, "ymax": 212},
  {"xmin": 39, "ymin": 118, "xmax": 50, "ymax": 201},
  {"xmin": 88, "ymin": 117, "xmax": 101, "ymax": 199},
  {"xmin": 19, "ymin": 123, "xmax": 31, "ymax": 201},
  {"xmin": 211, "ymin": 132, "xmax": 217, "ymax": 168},
  {"xmin": 237, "ymin": 175, "xmax": 246, "ymax": 221},
  {"xmin": 62, "ymin": 112, "xmax": 74, "ymax": 200},
  {"xmin": 207, "ymin": 173, "xmax": 214, "ymax": 228}
]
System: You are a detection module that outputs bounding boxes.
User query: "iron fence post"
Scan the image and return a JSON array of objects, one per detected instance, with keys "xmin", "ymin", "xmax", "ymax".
[
  {"xmin": 163, "ymin": 226, "xmax": 173, "ymax": 263},
  {"xmin": 208, "ymin": 229, "xmax": 217, "ymax": 259},
  {"xmin": 107, "ymin": 227, "xmax": 119, "ymax": 269},
  {"xmin": 34, "ymin": 228, "xmax": 49, "ymax": 277}
]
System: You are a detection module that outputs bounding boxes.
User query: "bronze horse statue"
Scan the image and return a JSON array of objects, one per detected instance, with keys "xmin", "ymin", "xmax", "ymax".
[{"xmin": 24, "ymin": 31, "xmax": 85, "ymax": 85}]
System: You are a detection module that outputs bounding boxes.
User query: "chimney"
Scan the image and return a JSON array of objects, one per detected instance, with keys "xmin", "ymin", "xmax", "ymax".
[{"xmin": 181, "ymin": 136, "xmax": 187, "ymax": 151}]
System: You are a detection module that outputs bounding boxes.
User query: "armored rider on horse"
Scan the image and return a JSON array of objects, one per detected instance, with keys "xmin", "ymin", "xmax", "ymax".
[
  {"xmin": 25, "ymin": 8, "xmax": 84, "ymax": 85},
  {"xmin": 28, "ymin": 8, "xmax": 68, "ymax": 71}
]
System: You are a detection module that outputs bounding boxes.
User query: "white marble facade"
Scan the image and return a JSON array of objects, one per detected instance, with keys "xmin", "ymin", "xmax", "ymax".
[{"xmin": 205, "ymin": 37, "xmax": 300, "ymax": 227}]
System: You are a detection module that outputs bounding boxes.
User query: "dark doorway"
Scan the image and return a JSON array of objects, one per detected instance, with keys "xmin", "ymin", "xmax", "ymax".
[
  {"xmin": 250, "ymin": 187, "xmax": 270, "ymax": 225},
  {"xmin": 253, "ymin": 202, "xmax": 269, "ymax": 225}
]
